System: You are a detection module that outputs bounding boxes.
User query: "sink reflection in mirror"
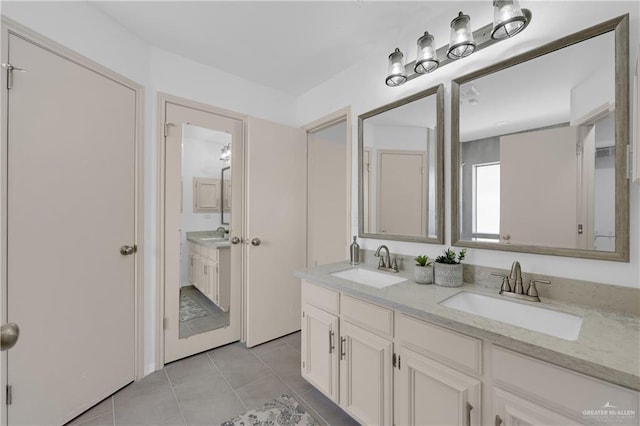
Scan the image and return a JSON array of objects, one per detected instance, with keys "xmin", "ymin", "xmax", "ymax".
[
  {"xmin": 439, "ymin": 291, "xmax": 583, "ymax": 341},
  {"xmin": 179, "ymin": 123, "xmax": 232, "ymax": 339}
]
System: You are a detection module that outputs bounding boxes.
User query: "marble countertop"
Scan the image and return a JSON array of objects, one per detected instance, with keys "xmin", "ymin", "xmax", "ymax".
[
  {"xmin": 186, "ymin": 232, "xmax": 230, "ymax": 249},
  {"xmin": 295, "ymin": 261, "xmax": 640, "ymax": 391}
]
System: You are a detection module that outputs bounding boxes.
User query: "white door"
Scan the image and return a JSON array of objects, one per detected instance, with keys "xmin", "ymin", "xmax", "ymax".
[
  {"xmin": 377, "ymin": 150, "xmax": 426, "ymax": 236},
  {"xmin": 245, "ymin": 117, "xmax": 306, "ymax": 346},
  {"xmin": 500, "ymin": 126, "xmax": 579, "ymax": 248},
  {"xmin": 339, "ymin": 321, "xmax": 393, "ymax": 426},
  {"xmin": 4, "ymin": 34, "xmax": 137, "ymax": 425},
  {"xmin": 162, "ymin": 100, "xmax": 243, "ymax": 363},
  {"xmin": 307, "ymin": 122, "xmax": 348, "ymax": 267},
  {"xmin": 395, "ymin": 347, "xmax": 481, "ymax": 426}
]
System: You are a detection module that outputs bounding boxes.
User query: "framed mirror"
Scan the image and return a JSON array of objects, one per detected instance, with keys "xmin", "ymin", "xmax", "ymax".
[
  {"xmin": 359, "ymin": 84, "xmax": 444, "ymax": 243},
  {"xmin": 452, "ymin": 15, "xmax": 629, "ymax": 261}
]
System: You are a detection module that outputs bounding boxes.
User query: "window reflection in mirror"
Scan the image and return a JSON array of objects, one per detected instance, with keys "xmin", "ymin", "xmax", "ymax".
[
  {"xmin": 359, "ymin": 84, "xmax": 444, "ymax": 243},
  {"xmin": 179, "ymin": 124, "xmax": 232, "ymax": 339},
  {"xmin": 453, "ymin": 15, "xmax": 629, "ymax": 261}
]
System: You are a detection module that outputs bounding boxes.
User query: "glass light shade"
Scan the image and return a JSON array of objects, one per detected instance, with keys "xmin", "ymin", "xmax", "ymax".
[
  {"xmin": 491, "ymin": 0, "xmax": 529, "ymax": 39},
  {"xmin": 415, "ymin": 32, "xmax": 439, "ymax": 74},
  {"xmin": 447, "ymin": 11, "xmax": 476, "ymax": 60},
  {"xmin": 385, "ymin": 48, "xmax": 407, "ymax": 87}
]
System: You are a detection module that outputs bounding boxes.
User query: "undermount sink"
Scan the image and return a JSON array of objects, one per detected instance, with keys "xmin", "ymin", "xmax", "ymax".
[
  {"xmin": 331, "ymin": 268, "xmax": 407, "ymax": 289},
  {"xmin": 439, "ymin": 291, "xmax": 583, "ymax": 341}
]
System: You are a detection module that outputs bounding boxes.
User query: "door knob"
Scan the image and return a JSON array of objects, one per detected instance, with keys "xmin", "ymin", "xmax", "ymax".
[
  {"xmin": 251, "ymin": 238, "xmax": 261, "ymax": 246},
  {"xmin": 230, "ymin": 236, "xmax": 241, "ymax": 245},
  {"xmin": 1, "ymin": 323, "xmax": 19, "ymax": 351},
  {"xmin": 120, "ymin": 245, "xmax": 137, "ymax": 255}
]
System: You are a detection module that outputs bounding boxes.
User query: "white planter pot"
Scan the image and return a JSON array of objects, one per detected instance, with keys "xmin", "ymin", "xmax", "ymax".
[
  {"xmin": 434, "ymin": 263, "xmax": 463, "ymax": 287},
  {"xmin": 414, "ymin": 266, "xmax": 433, "ymax": 284}
]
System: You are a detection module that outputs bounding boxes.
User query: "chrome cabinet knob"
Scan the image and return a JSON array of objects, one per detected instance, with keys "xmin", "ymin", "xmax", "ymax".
[
  {"xmin": 120, "ymin": 245, "xmax": 137, "ymax": 255},
  {"xmin": 1, "ymin": 323, "xmax": 19, "ymax": 351},
  {"xmin": 230, "ymin": 236, "xmax": 241, "ymax": 245},
  {"xmin": 251, "ymin": 238, "xmax": 261, "ymax": 246}
]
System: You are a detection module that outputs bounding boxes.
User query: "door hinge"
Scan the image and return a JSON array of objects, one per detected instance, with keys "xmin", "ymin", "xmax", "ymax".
[
  {"xmin": 392, "ymin": 353, "xmax": 397, "ymax": 368},
  {"xmin": 163, "ymin": 317, "xmax": 169, "ymax": 330},
  {"xmin": 6, "ymin": 384, "xmax": 12, "ymax": 405},
  {"xmin": 302, "ymin": 361, "xmax": 305, "ymax": 368},
  {"xmin": 398, "ymin": 355, "xmax": 401, "ymax": 369},
  {"xmin": 302, "ymin": 311, "xmax": 305, "ymax": 318},
  {"xmin": 164, "ymin": 122, "xmax": 175, "ymax": 137},
  {"xmin": 2, "ymin": 63, "xmax": 25, "ymax": 90}
]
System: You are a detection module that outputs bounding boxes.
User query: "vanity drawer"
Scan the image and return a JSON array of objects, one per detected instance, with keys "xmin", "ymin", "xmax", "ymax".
[
  {"xmin": 492, "ymin": 347, "xmax": 638, "ymax": 417},
  {"xmin": 302, "ymin": 280, "xmax": 339, "ymax": 315},
  {"xmin": 341, "ymin": 294, "xmax": 394, "ymax": 339},
  {"xmin": 396, "ymin": 314, "xmax": 482, "ymax": 376}
]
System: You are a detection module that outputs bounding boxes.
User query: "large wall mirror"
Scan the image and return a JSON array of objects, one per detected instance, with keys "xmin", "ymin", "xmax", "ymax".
[
  {"xmin": 359, "ymin": 84, "xmax": 444, "ymax": 243},
  {"xmin": 452, "ymin": 15, "xmax": 629, "ymax": 261}
]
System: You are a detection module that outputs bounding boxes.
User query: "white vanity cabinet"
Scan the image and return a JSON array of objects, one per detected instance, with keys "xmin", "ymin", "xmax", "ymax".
[
  {"xmin": 394, "ymin": 314, "xmax": 482, "ymax": 426},
  {"xmin": 187, "ymin": 241, "xmax": 230, "ymax": 311},
  {"xmin": 301, "ymin": 281, "xmax": 394, "ymax": 425},
  {"xmin": 301, "ymin": 281, "xmax": 340, "ymax": 402},
  {"xmin": 492, "ymin": 346, "xmax": 639, "ymax": 426}
]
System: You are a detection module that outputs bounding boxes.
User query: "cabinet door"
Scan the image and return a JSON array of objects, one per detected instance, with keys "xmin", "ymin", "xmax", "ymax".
[
  {"xmin": 396, "ymin": 347, "xmax": 481, "ymax": 426},
  {"xmin": 188, "ymin": 250, "xmax": 195, "ymax": 285},
  {"xmin": 301, "ymin": 304, "xmax": 339, "ymax": 402},
  {"xmin": 493, "ymin": 387, "xmax": 580, "ymax": 426},
  {"xmin": 193, "ymin": 177, "xmax": 221, "ymax": 212},
  {"xmin": 340, "ymin": 321, "xmax": 393, "ymax": 426}
]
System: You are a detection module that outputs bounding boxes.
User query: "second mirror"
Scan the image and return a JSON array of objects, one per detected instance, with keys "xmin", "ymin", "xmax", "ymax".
[{"xmin": 359, "ymin": 84, "xmax": 444, "ymax": 243}]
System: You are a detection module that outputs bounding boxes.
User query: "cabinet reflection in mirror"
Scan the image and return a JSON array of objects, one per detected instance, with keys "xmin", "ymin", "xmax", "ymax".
[
  {"xmin": 180, "ymin": 124, "xmax": 232, "ymax": 339},
  {"xmin": 359, "ymin": 84, "xmax": 444, "ymax": 243},
  {"xmin": 452, "ymin": 15, "xmax": 629, "ymax": 261}
]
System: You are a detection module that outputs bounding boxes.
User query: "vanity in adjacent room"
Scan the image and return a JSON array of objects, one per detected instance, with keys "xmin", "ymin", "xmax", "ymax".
[{"xmin": 186, "ymin": 231, "xmax": 231, "ymax": 312}]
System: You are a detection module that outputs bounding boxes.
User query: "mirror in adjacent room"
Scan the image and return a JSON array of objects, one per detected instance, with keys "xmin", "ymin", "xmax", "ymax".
[
  {"xmin": 452, "ymin": 15, "xmax": 629, "ymax": 261},
  {"xmin": 359, "ymin": 84, "xmax": 444, "ymax": 243},
  {"xmin": 179, "ymin": 123, "xmax": 232, "ymax": 339},
  {"xmin": 221, "ymin": 166, "xmax": 231, "ymax": 225}
]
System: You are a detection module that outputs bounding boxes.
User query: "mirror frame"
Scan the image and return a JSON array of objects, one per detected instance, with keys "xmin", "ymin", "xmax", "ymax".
[
  {"xmin": 358, "ymin": 84, "xmax": 445, "ymax": 243},
  {"xmin": 451, "ymin": 15, "xmax": 630, "ymax": 262}
]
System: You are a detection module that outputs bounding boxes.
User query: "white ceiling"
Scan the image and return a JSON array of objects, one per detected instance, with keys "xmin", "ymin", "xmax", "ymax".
[{"xmin": 92, "ymin": 1, "xmax": 476, "ymax": 96}]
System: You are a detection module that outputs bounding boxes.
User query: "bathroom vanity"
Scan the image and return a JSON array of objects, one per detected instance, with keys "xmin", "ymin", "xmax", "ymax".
[
  {"xmin": 296, "ymin": 263, "xmax": 639, "ymax": 426},
  {"xmin": 186, "ymin": 234, "xmax": 230, "ymax": 311}
]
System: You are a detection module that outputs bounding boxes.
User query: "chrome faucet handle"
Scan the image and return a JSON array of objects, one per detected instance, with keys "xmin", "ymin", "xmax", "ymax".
[
  {"xmin": 491, "ymin": 272, "xmax": 511, "ymax": 293},
  {"xmin": 526, "ymin": 279, "xmax": 551, "ymax": 298}
]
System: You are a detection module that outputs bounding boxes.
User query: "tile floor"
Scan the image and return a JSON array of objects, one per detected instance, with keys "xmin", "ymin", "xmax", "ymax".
[
  {"xmin": 66, "ymin": 332, "xmax": 358, "ymax": 426},
  {"xmin": 179, "ymin": 286, "xmax": 230, "ymax": 339}
]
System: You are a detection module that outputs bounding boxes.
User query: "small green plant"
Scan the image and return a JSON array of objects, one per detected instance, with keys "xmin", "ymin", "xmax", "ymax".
[
  {"xmin": 435, "ymin": 248, "xmax": 466, "ymax": 264},
  {"xmin": 414, "ymin": 255, "xmax": 433, "ymax": 267}
]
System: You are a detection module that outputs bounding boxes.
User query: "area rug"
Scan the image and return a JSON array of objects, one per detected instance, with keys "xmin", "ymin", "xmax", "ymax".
[
  {"xmin": 221, "ymin": 394, "xmax": 318, "ymax": 426},
  {"xmin": 179, "ymin": 292, "xmax": 208, "ymax": 322}
]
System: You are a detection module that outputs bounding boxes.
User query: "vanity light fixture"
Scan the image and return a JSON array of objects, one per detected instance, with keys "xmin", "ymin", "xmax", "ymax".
[
  {"xmin": 386, "ymin": 48, "xmax": 408, "ymax": 87},
  {"xmin": 384, "ymin": 1, "xmax": 532, "ymax": 87},
  {"xmin": 491, "ymin": 0, "xmax": 531, "ymax": 40},
  {"xmin": 220, "ymin": 143, "xmax": 231, "ymax": 161},
  {"xmin": 447, "ymin": 12, "xmax": 476, "ymax": 60},
  {"xmin": 415, "ymin": 32, "xmax": 439, "ymax": 74}
]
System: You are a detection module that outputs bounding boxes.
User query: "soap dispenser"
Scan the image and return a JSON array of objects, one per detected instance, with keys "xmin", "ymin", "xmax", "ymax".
[{"xmin": 350, "ymin": 236, "xmax": 360, "ymax": 265}]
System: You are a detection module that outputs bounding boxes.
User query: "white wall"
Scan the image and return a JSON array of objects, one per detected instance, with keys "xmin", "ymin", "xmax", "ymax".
[
  {"xmin": 296, "ymin": 1, "xmax": 640, "ymax": 288},
  {"xmin": 2, "ymin": 1, "xmax": 300, "ymax": 375}
]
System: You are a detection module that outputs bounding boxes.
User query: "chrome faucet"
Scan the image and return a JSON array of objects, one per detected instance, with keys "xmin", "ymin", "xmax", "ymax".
[
  {"xmin": 509, "ymin": 261, "xmax": 524, "ymax": 294},
  {"xmin": 216, "ymin": 226, "xmax": 228, "ymax": 237},
  {"xmin": 374, "ymin": 245, "xmax": 399, "ymax": 273},
  {"xmin": 491, "ymin": 261, "xmax": 551, "ymax": 302}
]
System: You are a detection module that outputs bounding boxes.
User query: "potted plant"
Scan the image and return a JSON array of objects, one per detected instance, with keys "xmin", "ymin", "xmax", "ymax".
[
  {"xmin": 413, "ymin": 255, "xmax": 434, "ymax": 284},
  {"xmin": 434, "ymin": 248, "xmax": 467, "ymax": 287}
]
